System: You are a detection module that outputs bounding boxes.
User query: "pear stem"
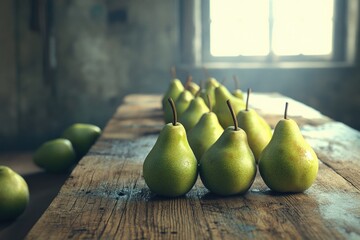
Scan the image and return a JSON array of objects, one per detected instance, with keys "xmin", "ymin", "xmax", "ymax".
[
  {"xmin": 207, "ymin": 94, "xmax": 212, "ymax": 112},
  {"xmin": 168, "ymin": 97, "xmax": 177, "ymax": 125},
  {"xmin": 226, "ymin": 100, "xmax": 239, "ymax": 131},
  {"xmin": 185, "ymin": 75, "xmax": 193, "ymax": 89},
  {"xmin": 170, "ymin": 66, "xmax": 177, "ymax": 79},
  {"xmin": 284, "ymin": 102, "xmax": 289, "ymax": 119},
  {"xmin": 246, "ymin": 88, "xmax": 251, "ymax": 111}
]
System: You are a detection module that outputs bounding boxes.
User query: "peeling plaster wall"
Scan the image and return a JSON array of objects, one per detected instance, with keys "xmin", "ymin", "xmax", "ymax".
[
  {"xmin": 1, "ymin": 0, "xmax": 179, "ymax": 150},
  {"xmin": 53, "ymin": 0, "xmax": 179, "ymax": 124}
]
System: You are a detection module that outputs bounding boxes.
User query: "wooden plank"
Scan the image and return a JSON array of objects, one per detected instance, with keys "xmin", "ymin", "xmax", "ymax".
[
  {"xmin": 302, "ymin": 122, "xmax": 360, "ymax": 190},
  {"xmin": 26, "ymin": 136, "xmax": 360, "ymax": 239},
  {"xmin": 26, "ymin": 94, "xmax": 360, "ymax": 239},
  {"xmin": 102, "ymin": 95, "xmax": 163, "ymax": 140}
]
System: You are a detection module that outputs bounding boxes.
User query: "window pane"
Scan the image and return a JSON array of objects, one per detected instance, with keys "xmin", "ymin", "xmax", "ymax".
[
  {"xmin": 272, "ymin": 0, "xmax": 334, "ymax": 56},
  {"xmin": 210, "ymin": 0, "xmax": 269, "ymax": 56},
  {"xmin": 209, "ymin": 0, "xmax": 334, "ymax": 57}
]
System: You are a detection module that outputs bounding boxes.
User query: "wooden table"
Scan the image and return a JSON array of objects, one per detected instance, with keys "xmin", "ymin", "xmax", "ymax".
[{"xmin": 26, "ymin": 93, "xmax": 360, "ymax": 239}]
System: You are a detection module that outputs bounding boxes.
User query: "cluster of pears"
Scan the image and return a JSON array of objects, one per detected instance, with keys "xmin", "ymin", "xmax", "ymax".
[
  {"xmin": 144, "ymin": 97, "xmax": 257, "ymax": 197},
  {"xmin": 0, "ymin": 124, "xmax": 102, "ymax": 221},
  {"xmin": 143, "ymin": 69, "xmax": 319, "ymax": 197},
  {"xmin": 162, "ymin": 69, "xmax": 246, "ymax": 130},
  {"xmin": 33, "ymin": 123, "xmax": 101, "ymax": 173}
]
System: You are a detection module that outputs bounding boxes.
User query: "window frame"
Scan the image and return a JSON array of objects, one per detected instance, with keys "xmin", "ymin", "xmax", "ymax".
[{"xmin": 180, "ymin": 0, "xmax": 358, "ymax": 68}]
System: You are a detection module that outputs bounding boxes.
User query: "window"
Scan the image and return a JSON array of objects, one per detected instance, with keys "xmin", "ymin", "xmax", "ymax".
[
  {"xmin": 180, "ymin": 0, "xmax": 357, "ymax": 67},
  {"xmin": 208, "ymin": 0, "xmax": 334, "ymax": 57}
]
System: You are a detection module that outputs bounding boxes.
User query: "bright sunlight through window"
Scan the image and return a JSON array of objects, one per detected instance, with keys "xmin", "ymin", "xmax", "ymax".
[{"xmin": 210, "ymin": 0, "xmax": 334, "ymax": 57}]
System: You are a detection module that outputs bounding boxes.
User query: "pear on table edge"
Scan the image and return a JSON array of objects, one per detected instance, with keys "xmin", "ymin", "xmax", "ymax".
[{"xmin": 143, "ymin": 97, "xmax": 198, "ymax": 198}]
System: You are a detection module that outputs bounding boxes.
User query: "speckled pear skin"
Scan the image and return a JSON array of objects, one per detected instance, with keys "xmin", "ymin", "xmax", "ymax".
[
  {"xmin": 162, "ymin": 79, "xmax": 184, "ymax": 123},
  {"xmin": 187, "ymin": 112, "xmax": 224, "ymax": 160},
  {"xmin": 213, "ymin": 85, "xmax": 246, "ymax": 129},
  {"xmin": 175, "ymin": 90, "xmax": 194, "ymax": 119},
  {"xmin": 179, "ymin": 97, "xmax": 209, "ymax": 132},
  {"xmin": 143, "ymin": 123, "xmax": 198, "ymax": 197},
  {"xmin": 199, "ymin": 127, "xmax": 257, "ymax": 196},
  {"xmin": 237, "ymin": 109, "xmax": 272, "ymax": 163},
  {"xmin": 259, "ymin": 119, "xmax": 319, "ymax": 193}
]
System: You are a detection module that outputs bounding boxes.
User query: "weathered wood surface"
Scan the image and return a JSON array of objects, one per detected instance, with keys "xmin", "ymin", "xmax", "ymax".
[{"xmin": 26, "ymin": 93, "xmax": 360, "ymax": 239}]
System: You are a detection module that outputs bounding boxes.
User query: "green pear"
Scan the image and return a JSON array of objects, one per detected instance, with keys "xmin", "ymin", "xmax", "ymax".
[
  {"xmin": 162, "ymin": 70, "xmax": 185, "ymax": 123},
  {"xmin": 232, "ymin": 75, "xmax": 244, "ymax": 100},
  {"xmin": 206, "ymin": 77, "xmax": 220, "ymax": 88},
  {"xmin": 199, "ymin": 100, "xmax": 256, "ymax": 196},
  {"xmin": 187, "ymin": 96, "xmax": 224, "ymax": 161},
  {"xmin": 237, "ymin": 89, "xmax": 272, "ymax": 163},
  {"xmin": 213, "ymin": 85, "xmax": 246, "ymax": 128},
  {"xmin": 258, "ymin": 102, "xmax": 319, "ymax": 193},
  {"xmin": 188, "ymin": 82, "xmax": 200, "ymax": 96},
  {"xmin": 143, "ymin": 98, "xmax": 198, "ymax": 197},
  {"xmin": 174, "ymin": 90, "xmax": 194, "ymax": 119},
  {"xmin": 201, "ymin": 67, "xmax": 220, "ymax": 91},
  {"xmin": 199, "ymin": 88, "xmax": 210, "ymax": 107},
  {"xmin": 185, "ymin": 75, "xmax": 200, "ymax": 96},
  {"xmin": 232, "ymin": 89, "xmax": 244, "ymax": 99},
  {"xmin": 62, "ymin": 123, "xmax": 101, "ymax": 159},
  {"xmin": 33, "ymin": 138, "xmax": 77, "ymax": 173},
  {"xmin": 179, "ymin": 96, "xmax": 209, "ymax": 132},
  {"xmin": 0, "ymin": 166, "xmax": 29, "ymax": 221},
  {"xmin": 199, "ymin": 78, "xmax": 219, "ymax": 108}
]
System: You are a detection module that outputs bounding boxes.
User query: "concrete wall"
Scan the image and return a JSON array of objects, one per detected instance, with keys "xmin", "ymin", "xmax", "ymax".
[
  {"xmin": 0, "ymin": 0, "xmax": 18, "ymax": 146},
  {"xmin": 1, "ymin": 0, "xmax": 360, "ymax": 150},
  {"xmin": 1, "ymin": 0, "xmax": 179, "ymax": 150}
]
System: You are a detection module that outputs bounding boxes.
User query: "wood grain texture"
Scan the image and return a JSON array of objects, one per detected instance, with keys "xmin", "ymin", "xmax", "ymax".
[{"xmin": 26, "ymin": 94, "xmax": 360, "ymax": 239}]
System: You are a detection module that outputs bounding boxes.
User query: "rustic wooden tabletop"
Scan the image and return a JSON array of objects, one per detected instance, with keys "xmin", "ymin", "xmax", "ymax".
[{"xmin": 26, "ymin": 93, "xmax": 360, "ymax": 239}]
